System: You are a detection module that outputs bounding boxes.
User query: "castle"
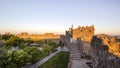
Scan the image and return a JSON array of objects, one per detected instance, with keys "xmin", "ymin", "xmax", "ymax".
[
  {"xmin": 66, "ymin": 25, "xmax": 95, "ymax": 42},
  {"xmin": 64, "ymin": 25, "xmax": 120, "ymax": 68}
]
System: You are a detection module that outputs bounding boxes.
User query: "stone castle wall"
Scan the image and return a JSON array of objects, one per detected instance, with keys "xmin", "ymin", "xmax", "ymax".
[
  {"xmin": 64, "ymin": 25, "xmax": 120, "ymax": 68},
  {"xmin": 96, "ymin": 34, "xmax": 120, "ymax": 57},
  {"xmin": 66, "ymin": 25, "xmax": 94, "ymax": 42},
  {"xmin": 90, "ymin": 36, "xmax": 120, "ymax": 68},
  {"xmin": 17, "ymin": 32, "xmax": 60, "ymax": 40}
]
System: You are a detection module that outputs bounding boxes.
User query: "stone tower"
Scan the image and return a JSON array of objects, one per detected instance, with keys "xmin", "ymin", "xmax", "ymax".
[{"xmin": 66, "ymin": 25, "xmax": 95, "ymax": 42}]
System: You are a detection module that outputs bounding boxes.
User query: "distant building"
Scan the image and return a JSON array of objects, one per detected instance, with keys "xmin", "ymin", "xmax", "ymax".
[
  {"xmin": 17, "ymin": 32, "xmax": 60, "ymax": 40},
  {"xmin": 66, "ymin": 25, "xmax": 95, "ymax": 42}
]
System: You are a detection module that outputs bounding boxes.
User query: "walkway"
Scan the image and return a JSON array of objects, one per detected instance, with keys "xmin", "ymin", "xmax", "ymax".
[{"xmin": 23, "ymin": 46, "xmax": 69, "ymax": 68}]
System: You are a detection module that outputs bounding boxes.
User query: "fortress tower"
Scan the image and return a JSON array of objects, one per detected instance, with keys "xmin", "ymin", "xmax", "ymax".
[{"xmin": 66, "ymin": 25, "xmax": 95, "ymax": 42}]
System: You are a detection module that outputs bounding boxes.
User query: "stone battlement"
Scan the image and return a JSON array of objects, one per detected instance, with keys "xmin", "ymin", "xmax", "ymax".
[{"xmin": 66, "ymin": 25, "xmax": 95, "ymax": 42}]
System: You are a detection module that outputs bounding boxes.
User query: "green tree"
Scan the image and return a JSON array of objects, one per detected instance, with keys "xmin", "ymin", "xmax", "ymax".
[
  {"xmin": 19, "ymin": 42, "xmax": 27, "ymax": 49},
  {"xmin": 24, "ymin": 46, "xmax": 42, "ymax": 64},
  {"xmin": 46, "ymin": 40, "xmax": 57, "ymax": 52},
  {"xmin": 47, "ymin": 40, "xmax": 57, "ymax": 47},
  {"xmin": 6, "ymin": 36, "xmax": 22, "ymax": 47},
  {"xmin": 41, "ymin": 44, "xmax": 52, "ymax": 55},
  {"xmin": 0, "ymin": 48, "xmax": 8, "ymax": 68},
  {"xmin": 7, "ymin": 50, "xmax": 32, "ymax": 67},
  {"xmin": 1, "ymin": 34, "xmax": 13, "ymax": 40}
]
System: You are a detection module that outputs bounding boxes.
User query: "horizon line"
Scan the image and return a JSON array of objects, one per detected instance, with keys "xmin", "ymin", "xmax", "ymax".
[{"xmin": 0, "ymin": 31, "xmax": 120, "ymax": 36}]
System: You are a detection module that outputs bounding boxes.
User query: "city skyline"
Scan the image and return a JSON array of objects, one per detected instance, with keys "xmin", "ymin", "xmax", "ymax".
[{"xmin": 0, "ymin": 0, "xmax": 120, "ymax": 35}]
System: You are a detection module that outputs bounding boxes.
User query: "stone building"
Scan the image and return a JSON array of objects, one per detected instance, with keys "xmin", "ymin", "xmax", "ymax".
[{"xmin": 66, "ymin": 25, "xmax": 94, "ymax": 42}]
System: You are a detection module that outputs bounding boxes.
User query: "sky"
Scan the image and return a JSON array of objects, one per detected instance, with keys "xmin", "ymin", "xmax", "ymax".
[{"xmin": 0, "ymin": 0, "xmax": 120, "ymax": 35}]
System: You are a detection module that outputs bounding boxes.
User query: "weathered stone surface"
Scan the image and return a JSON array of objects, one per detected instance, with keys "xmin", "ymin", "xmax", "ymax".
[
  {"xmin": 16, "ymin": 32, "xmax": 60, "ymax": 40},
  {"xmin": 66, "ymin": 25, "xmax": 94, "ymax": 42},
  {"xmin": 80, "ymin": 42, "xmax": 91, "ymax": 59},
  {"xmin": 96, "ymin": 34, "xmax": 120, "ymax": 57},
  {"xmin": 63, "ymin": 25, "xmax": 120, "ymax": 68},
  {"xmin": 90, "ymin": 36, "xmax": 120, "ymax": 68}
]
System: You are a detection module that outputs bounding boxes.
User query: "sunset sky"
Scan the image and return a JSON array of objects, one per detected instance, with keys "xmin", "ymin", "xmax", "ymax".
[{"xmin": 0, "ymin": 0, "xmax": 120, "ymax": 35}]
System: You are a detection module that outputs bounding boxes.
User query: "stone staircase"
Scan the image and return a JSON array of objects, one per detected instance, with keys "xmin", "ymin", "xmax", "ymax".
[
  {"xmin": 69, "ymin": 43, "xmax": 81, "ymax": 61},
  {"xmin": 67, "ymin": 40, "xmax": 90, "ymax": 68},
  {"xmin": 64, "ymin": 37, "xmax": 89, "ymax": 68}
]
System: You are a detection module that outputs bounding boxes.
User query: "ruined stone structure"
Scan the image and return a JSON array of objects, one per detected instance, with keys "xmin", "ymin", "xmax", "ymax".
[
  {"xmin": 63, "ymin": 25, "xmax": 120, "ymax": 68},
  {"xmin": 17, "ymin": 32, "xmax": 60, "ymax": 40},
  {"xmin": 79, "ymin": 41, "xmax": 91, "ymax": 59},
  {"xmin": 96, "ymin": 34, "xmax": 120, "ymax": 57},
  {"xmin": 66, "ymin": 25, "xmax": 94, "ymax": 42},
  {"xmin": 90, "ymin": 36, "xmax": 120, "ymax": 68},
  {"xmin": 63, "ymin": 35, "xmax": 89, "ymax": 68}
]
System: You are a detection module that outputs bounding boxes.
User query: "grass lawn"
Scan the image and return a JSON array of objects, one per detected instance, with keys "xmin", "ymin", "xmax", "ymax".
[{"xmin": 39, "ymin": 51, "xmax": 70, "ymax": 68}]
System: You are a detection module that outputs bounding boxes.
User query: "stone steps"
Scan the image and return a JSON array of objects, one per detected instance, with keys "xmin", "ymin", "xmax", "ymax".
[
  {"xmin": 71, "ymin": 56, "xmax": 81, "ymax": 58},
  {"xmin": 70, "ymin": 56, "xmax": 81, "ymax": 60},
  {"xmin": 68, "ymin": 43, "xmax": 82, "ymax": 63},
  {"xmin": 70, "ymin": 50, "xmax": 79, "ymax": 52},
  {"xmin": 70, "ymin": 52, "xmax": 80, "ymax": 55},
  {"xmin": 71, "ymin": 54, "xmax": 81, "ymax": 57},
  {"xmin": 70, "ymin": 56, "xmax": 80, "ymax": 58},
  {"xmin": 71, "ymin": 58, "xmax": 81, "ymax": 60},
  {"xmin": 70, "ymin": 50, "xmax": 80, "ymax": 52}
]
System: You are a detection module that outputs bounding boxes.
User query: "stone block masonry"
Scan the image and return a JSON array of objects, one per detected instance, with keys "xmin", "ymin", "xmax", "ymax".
[{"xmin": 66, "ymin": 25, "xmax": 94, "ymax": 42}]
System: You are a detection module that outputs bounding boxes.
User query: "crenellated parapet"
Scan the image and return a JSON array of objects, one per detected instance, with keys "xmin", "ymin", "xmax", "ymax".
[{"xmin": 66, "ymin": 25, "xmax": 95, "ymax": 42}]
